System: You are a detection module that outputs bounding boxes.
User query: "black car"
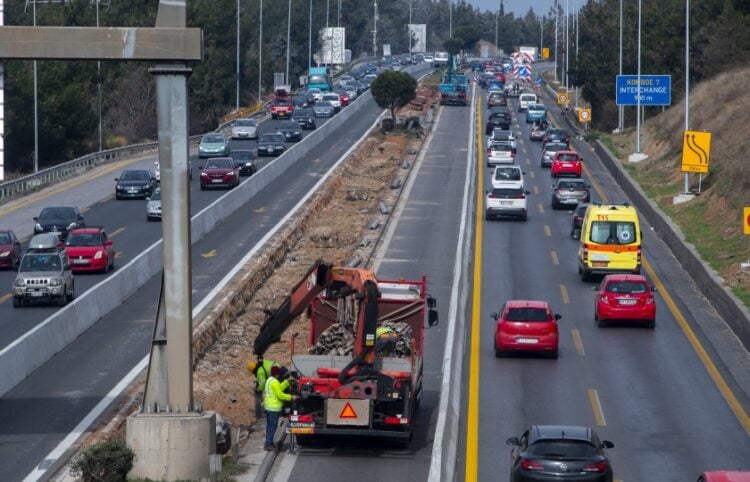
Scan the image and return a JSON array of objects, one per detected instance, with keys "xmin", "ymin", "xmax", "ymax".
[
  {"xmin": 292, "ymin": 107, "xmax": 317, "ymax": 130},
  {"xmin": 487, "ymin": 91, "xmax": 507, "ymax": 108},
  {"xmin": 485, "ymin": 106, "xmax": 511, "ymax": 134},
  {"xmin": 543, "ymin": 128, "xmax": 570, "ymax": 146},
  {"xmin": 551, "ymin": 178, "xmax": 591, "ymax": 209},
  {"xmin": 229, "ymin": 149, "xmax": 257, "ymax": 175},
  {"xmin": 33, "ymin": 206, "xmax": 85, "ymax": 239},
  {"xmin": 114, "ymin": 169, "xmax": 157, "ymax": 200},
  {"xmin": 257, "ymin": 133, "xmax": 286, "ymax": 157},
  {"xmin": 571, "ymin": 203, "xmax": 589, "ymax": 239},
  {"xmin": 277, "ymin": 120, "xmax": 303, "ymax": 142},
  {"xmin": 507, "ymin": 425, "xmax": 614, "ymax": 482},
  {"xmin": 292, "ymin": 95, "xmax": 309, "ymax": 108}
]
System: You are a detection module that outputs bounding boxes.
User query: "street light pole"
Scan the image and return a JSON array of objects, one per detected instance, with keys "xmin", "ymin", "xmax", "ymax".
[
  {"xmin": 554, "ymin": 0, "xmax": 558, "ymax": 82},
  {"xmin": 408, "ymin": 0, "xmax": 412, "ymax": 56},
  {"xmin": 635, "ymin": 0, "xmax": 642, "ymax": 153},
  {"xmin": 33, "ymin": 0, "xmax": 39, "ymax": 172},
  {"xmin": 326, "ymin": 0, "xmax": 329, "ymax": 29},
  {"xmin": 308, "ymin": 0, "xmax": 312, "ymax": 70},
  {"xmin": 373, "ymin": 0, "xmax": 378, "ymax": 57},
  {"xmin": 575, "ymin": 0, "xmax": 578, "ymax": 109},
  {"xmin": 338, "ymin": 0, "xmax": 341, "ymax": 28},
  {"xmin": 236, "ymin": 0, "xmax": 240, "ymax": 110},
  {"xmin": 684, "ymin": 0, "xmax": 690, "ymax": 193},
  {"xmin": 258, "ymin": 0, "xmax": 263, "ymax": 105},
  {"xmin": 96, "ymin": 0, "xmax": 102, "ymax": 151},
  {"xmin": 494, "ymin": 3, "xmax": 498, "ymax": 56},
  {"xmin": 286, "ymin": 0, "xmax": 291, "ymax": 85},
  {"xmin": 540, "ymin": 15, "xmax": 543, "ymax": 58},
  {"xmin": 564, "ymin": 0, "xmax": 569, "ymax": 89},
  {"xmin": 449, "ymin": 0, "xmax": 452, "ymax": 38}
]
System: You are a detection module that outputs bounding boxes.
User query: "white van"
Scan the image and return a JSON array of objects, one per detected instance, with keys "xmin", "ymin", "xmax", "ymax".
[
  {"xmin": 518, "ymin": 93, "xmax": 538, "ymax": 112},
  {"xmin": 434, "ymin": 52, "xmax": 450, "ymax": 67}
]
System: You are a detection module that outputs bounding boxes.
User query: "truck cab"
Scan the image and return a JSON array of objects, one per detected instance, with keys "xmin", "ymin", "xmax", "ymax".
[{"xmin": 306, "ymin": 67, "xmax": 333, "ymax": 92}]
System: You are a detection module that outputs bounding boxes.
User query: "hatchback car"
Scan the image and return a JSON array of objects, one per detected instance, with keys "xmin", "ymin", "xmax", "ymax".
[
  {"xmin": 507, "ymin": 425, "xmax": 614, "ymax": 481},
  {"xmin": 65, "ymin": 227, "xmax": 115, "ymax": 273},
  {"xmin": 570, "ymin": 203, "xmax": 589, "ymax": 239},
  {"xmin": 493, "ymin": 300, "xmax": 561, "ymax": 358},
  {"xmin": 551, "ymin": 178, "xmax": 590, "ymax": 209},
  {"xmin": 0, "ymin": 229, "xmax": 22, "ymax": 269},
  {"xmin": 698, "ymin": 472, "xmax": 750, "ymax": 482},
  {"xmin": 595, "ymin": 274, "xmax": 656, "ymax": 328},
  {"xmin": 334, "ymin": 90, "xmax": 351, "ymax": 107},
  {"xmin": 229, "ymin": 150, "xmax": 257, "ymax": 176},
  {"xmin": 529, "ymin": 122, "xmax": 545, "ymax": 141},
  {"xmin": 526, "ymin": 103, "xmax": 548, "ymax": 123},
  {"xmin": 487, "ymin": 91, "xmax": 507, "ymax": 108},
  {"xmin": 146, "ymin": 189, "xmax": 162, "ymax": 222},
  {"xmin": 541, "ymin": 142, "xmax": 568, "ymax": 168},
  {"xmin": 231, "ymin": 118, "xmax": 259, "ymax": 140},
  {"xmin": 198, "ymin": 133, "xmax": 230, "ymax": 158},
  {"xmin": 321, "ymin": 93, "xmax": 342, "ymax": 112},
  {"xmin": 292, "ymin": 107, "xmax": 317, "ymax": 130},
  {"xmin": 33, "ymin": 206, "xmax": 85, "ymax": 240},
  {"xmin": 199, "ymin": 157, "xmax": 240, "ymax": 190},
  {"xmin": 313, "ymin": 101, "xmax": 336, "ymax": 118},
  {"xmin": 114, "ymin": 169, "xmax": 157, "ymax": 200},
  {"xmin": 492, "ymin": 166, "xmax": 525, "ymax": 189},
  {"xmin": 551, "ymin": 151, "xmax": 583, "ymax": 178},
  {"xmin": 487, "ymin": 141, "xmax": 516, "ymax": 166},
  {"xmin": 485, "ymin": 107, "xmax": 511, "ymax": 134},
  {"xmin": 257, "ymin": 133, "xmax": 286, "ymax": 156},
  {"xmin": 277, "ymin": 120, "xmax": 303, "ymax": 142},
  {"xmin": 543, "ymin": 128, "xmax": 570, "ymax": 146},
  {"xmin": 485, "ymin": 185, "xmax": 529, "ymax": 221}
]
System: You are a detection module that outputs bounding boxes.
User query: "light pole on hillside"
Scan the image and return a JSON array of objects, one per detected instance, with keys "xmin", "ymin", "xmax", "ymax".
[
  {"xmin": 554, "ymin": 0, "xmax": 558, "ymax": 82},
  {"xmin": 286, "ymin": 0, "xmax": 291, "ymax": 85},
  {"xmin": 684, "ymin": 0, "xmax": 690, "ymax": 193},
  {"xmin": 617, "ymin": 0, "xmax": 623, "ymax": 131},
  {"xmin": 258, "ymin": 0, "xmax": 263, "ymax": 104},
  {"xmin": 635, "ymin": 0, "xmax": 642, "ymax": 154},
  {"xmin": 236, "ymin": 0, "xmax": 240, "ymax": 110},
  {"xmin": 308, "ymin": 0, "xmax": 312, "ymax": 70}
]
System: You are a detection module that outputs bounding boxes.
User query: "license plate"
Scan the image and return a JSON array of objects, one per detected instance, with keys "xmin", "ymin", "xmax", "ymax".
[
  {"xmin": 500, "ymin": 201, "xmax": 512, "ymax": 205},
  {"xmin": 563, "ymin": 163, "xmax": 572, "ymax": 167},
  {"xmin": 591, "ymin": 253, "xmax": 610, "ymax": 261},
  {"xmin": 618, "ymin": 299, "xmax": 637, "ymax": 305},
  {"xmin": 30, "ymin": 291, "xmax": 45, "ymax": 297},
  {"xmin": 73, "ymin": 259, "xmax": 89, "ymax": 264},
  {"xmin": 266, "ymin": 148, "xmax": 273, "ymax": 152},
  {"xmin": 592, "ymin": 261, "xmax": 608, "ymax": 267},
  {"xmin": 212, "ymin": 179, "xmax": 222, "ymax": 183},
  {"xmin": 563, "ymin": 199, "xmax": 577, "ymax": 203},
  {"xmin": 517, "ymin": 338, "xmax": 538, "ymax": 344}
]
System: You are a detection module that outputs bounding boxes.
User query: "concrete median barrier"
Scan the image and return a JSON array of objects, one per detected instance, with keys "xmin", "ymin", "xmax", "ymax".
[{"xmin": 0, "ymin": 91, "xmax": 376, "ymax": 397}]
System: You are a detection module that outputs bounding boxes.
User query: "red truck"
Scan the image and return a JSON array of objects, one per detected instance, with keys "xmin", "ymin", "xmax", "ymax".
[
  {"xmin": 252, "ymin": 261, "xmax": 438, "ymax": 444},
  {"xmin": 270, "ymin": 86, "xmax": 294, "ymax": 119}
]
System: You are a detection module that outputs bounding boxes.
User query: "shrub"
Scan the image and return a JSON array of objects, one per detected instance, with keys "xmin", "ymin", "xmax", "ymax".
[{"xmin": 69, "ymin": 440, "xmax": 134, "ymax": 482}]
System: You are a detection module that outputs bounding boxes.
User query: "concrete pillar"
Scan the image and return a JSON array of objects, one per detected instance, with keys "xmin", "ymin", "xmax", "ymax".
[{"xmin": 127, "ymin": 411, "xmax": 217, "ymax": 481}]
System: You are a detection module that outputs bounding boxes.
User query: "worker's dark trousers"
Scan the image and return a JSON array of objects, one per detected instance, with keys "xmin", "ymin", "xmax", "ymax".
[
  {"xmin": 254, "ymin": 391, "xmax": 263, "ymax": 419},
  {"xmin": 265, "ymin": 410, "xmax": 281, "ymax": 448}
]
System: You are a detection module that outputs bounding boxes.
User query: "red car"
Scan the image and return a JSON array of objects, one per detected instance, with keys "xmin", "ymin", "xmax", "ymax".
[
  {"xmin": 0, "ymin": 229, "xmax": 22, "ymax": 269},
  {"xmin": 493, "ymin": 300, "xmax": 561, "ymax": 358},
  {"xmin": 551, "ymin": 150, "xmax": 583, "ymax": 178},
  {"xmin": 270, "ymin": 96, "xmax": 294, "ymax": 119},
  {"xmin": 492, "ymin": 71, "xmax": 506, "ymax": 84},
  {"xmin": 64, "ymin": 227, "xmax": 115, "ymax": 273},
  {"xmin": 199, "ymin": 157, "xmax": 240, "ymax": 190},
  {"xmin": 699, "ymin": 473, "xmax": 750, "ymax": 482},
  {"xmin": 336, "ymin": 91, "xmax": 350, "ymax": 107},
  {"xmin": 594, "ymin": 274, "xmax": 656, "ymax": 328}
]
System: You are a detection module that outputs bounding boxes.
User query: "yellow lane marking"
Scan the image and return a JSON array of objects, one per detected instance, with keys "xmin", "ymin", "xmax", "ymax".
[
  {"xmin": 550, "ymin": 250, "xmax": 559, "ymax": 265},
  {"xmin": 109, "ymin": 227, "xmax": 126, "ymax": 238},
  {"xmin": 533, "ymin": 186, "xmax": 539, "ymax": 195},
  {"xmin": 254, "ymin": 207, "xmax": 266, "ymax": 213},
  {"xmin": 572, "ymin": 329, "xmax": 586, "ymax": 356},
  {"xmin": 537, "ymin": 203, "xmax": 544, "ymax": 213},
  {"xmin": 560, "ymin": 284, "xmax": 570, "ymax": 304},
  {"xmin": 543, "ymin": 224, "xmax": 551, "ymax": 236},
  {"xmin": 582, "ymin": 147, "xmax": 750, "ymax": 436},
  {"xmin": 465, "ymin": 93, "xmax": 484, "ymax": 482},
  {"xmin": 115, "ymin": 251, "xmax": 124, "ymax": 259},
  {"xmin": 80, "ymin": 207, "xmax": 90, "ymax": 214},
  {"xmin": 0, "ymin": 293, "xmax": 11, "ymax": 304},
  {"xmin": 201, "ymin": 249, "xmax": 218, "ymax": 259},
  {"xmin": 529, "ymin": 170, "xmax": 535, "ymax": 179},
  {"xmin": 100, "ymin": 194, "xmax": 115, "ymax": 203},
  {"xmin": 20, "ymin": 237, "xmax": 29, "ymax": 244},
  {"xmin": 588, "ymin": 389, "xmax": 607, "ymax": 426},
  {"xmin": 2, "ymin": 157, "xmax": 148, "ymax": 216}
]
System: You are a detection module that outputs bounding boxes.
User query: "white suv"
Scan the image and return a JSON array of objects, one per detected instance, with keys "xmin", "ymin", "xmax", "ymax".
[
  {"xmin": 491, "ymin": 166, "xmax": 525, "ymax": 189},
  {"xmin": 485, "ymin": 183, "xmax": 530, "ymax": 221},
  {"xmin": 487, "ymin": 141, "xmax": 516, "ymax": 166}
]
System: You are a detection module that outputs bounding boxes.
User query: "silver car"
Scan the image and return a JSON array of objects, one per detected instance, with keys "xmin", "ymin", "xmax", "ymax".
[
  {"xmin": 313, "ymin": 101, "xmax": 335, "ymax": 118},
  {"xmin": 146, "ymin": 189, "xmax": 162, "ymax": 222},
  {"xmin": 231, "ymin": 118, "xmax": 259, "ymax": 140},
  {"xmin": 13, "ymin": 234, "xmax": 74, "ymax": 307}
]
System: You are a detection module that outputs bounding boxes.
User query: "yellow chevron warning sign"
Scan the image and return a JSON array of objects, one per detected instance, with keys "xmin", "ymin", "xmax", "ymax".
[{"xmin": 681, "ymin": 130, "xmax": 711, "ymax": 174}]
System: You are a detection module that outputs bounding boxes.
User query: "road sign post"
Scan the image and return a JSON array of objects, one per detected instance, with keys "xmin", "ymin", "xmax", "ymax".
[{"xmin": 680, "ymin": 130, "xmax": 711, "ymax": 174}]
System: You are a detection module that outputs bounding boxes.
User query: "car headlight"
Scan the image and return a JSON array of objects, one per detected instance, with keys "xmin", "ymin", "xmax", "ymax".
[
  {"xmin": 35, "ymin": 223, "xmax": 43, "ymax": 231},
  {"xmin": 245, "ymin": 162, "xmax": 254, "ymax": 167},
  {"xmin": 14, "ymin": 278, "xmax": 25, "ymax": 287},
  {"xmin": 94, "ymin": 250, "xmax": 104, "ymax": 260},
  {"xmin": 0, "ymin": 250, "xmax": 9, "ymax": 258},
  {"xmin": 201, "ymin": 172, "xmax": 209, "ymax": 177},
  {"xmin": 49, "ymin": 278, "xmax": 62, "ymax": 286}
]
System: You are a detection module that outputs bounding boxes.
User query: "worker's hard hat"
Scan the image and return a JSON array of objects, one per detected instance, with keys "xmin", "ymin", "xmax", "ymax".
[{"xmin": 247, "ymin": 361, "xmax": 257, "ymax": 373}]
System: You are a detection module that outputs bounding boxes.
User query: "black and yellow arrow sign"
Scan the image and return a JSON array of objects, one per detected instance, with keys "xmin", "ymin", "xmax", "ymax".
[{"xmin": 681, "ymin": 130, "xmax": 711, "ymax": 174}]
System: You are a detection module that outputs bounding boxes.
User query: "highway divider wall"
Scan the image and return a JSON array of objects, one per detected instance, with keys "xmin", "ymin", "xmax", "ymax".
[{"xmin": 0, "ymin": 90, "xmax": 375, "ymax": 397}]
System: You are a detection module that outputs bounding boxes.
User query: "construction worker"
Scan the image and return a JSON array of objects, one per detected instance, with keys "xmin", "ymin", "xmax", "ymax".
[
  {"xmin": 247, "ymin": 359, "xmax": 279, "ymax": 419},
  {"xmin": 263, "ymin": 365, "xmax": 294, "ymax": 451},
  {"xmin": 375, "ymin": 325, "xmax": 399, "ymax": 357}
]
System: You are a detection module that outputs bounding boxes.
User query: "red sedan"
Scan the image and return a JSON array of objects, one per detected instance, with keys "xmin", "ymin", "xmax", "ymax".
[
  {"xmin": 699, "ymin": 472, "xmax": 750, "ymax": 482},
  {"xmin": 199, "ymin": 157, "xmax": 240, "ymax": 190},
  {"xmin": 0, "ymin": 229, "xmax": 22, "ymax": 269},
  {"xmin": 493, "ymin": 300, "xmax": 561, "ymax": 358},
  {"xmin": 595, "ymin": 274, "xmax": 656, "ymax": 328},
  {"xmin": 551, "ymin": 150, "xmax": 583, "ymax": 178},
  {"xmin": 65, "ymin": 227, "xmax": 115, "ymax": 273}
]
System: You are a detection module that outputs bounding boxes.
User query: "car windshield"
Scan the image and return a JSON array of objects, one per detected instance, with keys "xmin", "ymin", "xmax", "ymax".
[
  {"xmin": 235, "ymin": 119, "xmax": 255, "ymax": 127},
  {"xmin": 261, "ymin": 134, "xmax": 285, "ymax": 143},
  {"xmin": 546, "ymin": 144, "xmax": 566, "ymax": 152},
  {"xmin": 322, "ymin": 94, "xmax": 339, "ymax": 101},
  {"xmin": 121, "ymin": 171, "xmax": 150, "ymax": 181},
  {"xmin": 529, "ymin": 440, "xmax": 598, "ymax": 458},
  {"xmin": 66, "ymin": 233, "xmax": 102, "ymax": 247},
  {"xmin": 494, "ymin": 168, "xmax": 521, "ymax": 181},
  {"xmin": 203, "ymin": 135, "xmax": 224, "ymax": 143},
  {"xmin": 294, "ymin": 109, "xmax": 313, "ymax": 117},
  {"xmin": 491, "ymin": 143, "xmax": 512, "ymax": 152},
  {"xmin": 20, "ymin": 254, "xmax": 61, "ymax": 272},
  {"xmin": 505, "ymin": 308, "xmax": 549, "ymax": 322},
  {"xmin": 316, "ymin": 101, "xmax": 333, "ymax": 107},
  {"xmin": 491, "ymin": 188, "xmax": 522, "ymax": 198},
  {"xmin": 558, "ymin": 181, "xmax": 586, "ymax": 189},
  {"xmin": 280, "ymin": 121, "xmax": 298, "ymax": 129},
  {"xmin": 39, "ymin": 207, "xmax": 75, "ymax": 221},
  {"xmin": 204, "ymin": 159, "xmax": 233, "ymax": 169},
  {"xmin": 308, "ymin": 75, "xmax": 329, "ymax": 85},
  {"xmin": 273, "ymin": 98, "xmax": 291, "ymax": 106},
  {"xmin": 231, "ymin": 151, "xmax": 253, "ymax": 160},
  {"xmin": 0, "ymin": 233, "xmax": 10, "ymax": 244},
  {"xmin": 605, "ymin": 281, "xmax": 648, "ymax": 294},
  {"xmin": 528, "ymin": 104, "xmax": 545, "ymax": 112},
  {"xmin": 590, "ymin": 221, "xmax": 637, "ymax": 245},
  {"xmin": 520, "ymin": 95, "xmax": 536, "ymax": 101},
  {"xmin": 493, "ymin": 131, "xmax": 511, "ymax": 140},
  {"xmin": 151, "ymin": 190, "xmax": 161, "ymax": 201},
  {"xmin": 557, "ymin": 153, "xmax": 580, "ymax": 161}
]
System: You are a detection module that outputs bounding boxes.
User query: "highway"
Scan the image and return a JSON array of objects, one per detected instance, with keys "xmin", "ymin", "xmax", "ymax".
[
  {"xmin": 464, "ymin": 85, "xmax": 750, "ymax": 480},
  {"xmin": 269, "ymin": 90, "xmax": 474, "ymax": 481},
  {"xmin": 0, "ymin": 66, "xmax": 433, "ymax": 481},
  {"xmin": 0, "ymin": 112, "xmax": 337, "ymax": 349}
]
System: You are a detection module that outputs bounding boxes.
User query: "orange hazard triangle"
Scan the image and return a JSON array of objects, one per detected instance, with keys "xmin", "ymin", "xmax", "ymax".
[{"xmin": 339, "ymin": 402, "xmax": 358, "ymax": 419}]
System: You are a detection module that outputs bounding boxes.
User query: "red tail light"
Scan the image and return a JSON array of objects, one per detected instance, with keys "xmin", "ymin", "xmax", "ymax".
[
  {"xmin": 583, "ymin": 461, "xmax": 607, "ymax": 473},
  {"xmin": 582, "ymin": 244, "xmax": 589, "ymax": 263},
  {"xmin": 384, "ymin": 416, "xmax": 409, "ymax": 425},
  {"xmin": 520, "ymin": 458, "xmax": 544, "ymax": 471},
  {"xmin": 516, "ymin": 193, "xmax": 526, "ymax": 199},
  {"xmin": 511, "ymin": 149, "xmax": 517, "ymax": 156},
  {"xmin": 290, "ymin": 414, "xmax": 314, "ymax": 423},
  {"xmin": 600, "ymin": 295, "xmax": 610, "ymax": 305},
  {"xmin": 645, "ymin": 296, "xmax": 654, "ymax": 305},
  {"xmin": 637, "ymin": 247, "xmax": 642, "ymax": 264},
  {"xmin": 487, "ymin": 148, "xmax": 492, "ymax": 156}
]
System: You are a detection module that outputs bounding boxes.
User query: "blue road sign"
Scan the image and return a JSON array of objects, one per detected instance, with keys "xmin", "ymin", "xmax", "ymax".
[{"xmin": 616, "ymin": 75, "xmax": 671, "ymax": 106}]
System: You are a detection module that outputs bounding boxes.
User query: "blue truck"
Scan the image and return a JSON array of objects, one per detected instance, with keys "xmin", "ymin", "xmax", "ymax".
[
  {"xmin": 306, "ymin": 67, "xmax": 333, "ymax": 92},
  {"xmin": 439, "ymin": 73, "xmax": 469, "ymax": 106}
]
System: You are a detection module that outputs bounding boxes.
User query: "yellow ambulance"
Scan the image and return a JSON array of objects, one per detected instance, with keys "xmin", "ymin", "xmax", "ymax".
[{"xmin": 577, "ymin": 203, "xmax": 642, "ymax": 281}]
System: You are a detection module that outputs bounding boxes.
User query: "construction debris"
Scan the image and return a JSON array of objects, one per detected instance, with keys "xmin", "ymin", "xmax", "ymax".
[{"xmin": 308, "ymin": 321, "xmax": 413, "ymax": 358}]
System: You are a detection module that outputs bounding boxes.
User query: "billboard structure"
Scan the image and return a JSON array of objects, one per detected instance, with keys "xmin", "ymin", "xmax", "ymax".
[
  {"xmin": 408, "ymin": 24, "xmax": 426, "ymax": 53},
  {"xmin": 319, "ymin": 27, "xmax": 346, "ymax": 65}
]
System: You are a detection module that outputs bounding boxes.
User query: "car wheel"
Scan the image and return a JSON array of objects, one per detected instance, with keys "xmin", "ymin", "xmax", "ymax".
[
  {"xmin": 485, "ymin": 213, "xmax": 492, "ymax": 221},
  {"xmin": 200, "ymin": 184, "xmax": 206, "ymax": 191},
  {"xmin": 581, "ymin": 269, "xmax": 592, "ymax": 282},
  {"xmin": 521, "ymin": 212, "xmax": 528, "ymax": 222},
  {"xmin": 57, "ymin": 290, "xmax": 68, "ymax": 307},
  {"xmin": 646, "ymin": 319, "xmax": 655, "ymax": 329},
  {"xmin": 116, "ymin": 194, "xmax": 122, "ymax": 200},
  {"xmin": 548, "ymin": 350, "xmax": 559, "ymax": 359},
  {"xmin": 494, "ymin": 346, "xmax": 505, "ymax": 358},
  {"xmin": 67, "ymin": 286, "xmax": 75, "ymax": 301},
  {"xmin": 12, "ymin": 297, "xmax": 22, "ymax": 308},
  {"xmin": 572, "ymin": 228, "xmax": 581, "ymax": 239}
]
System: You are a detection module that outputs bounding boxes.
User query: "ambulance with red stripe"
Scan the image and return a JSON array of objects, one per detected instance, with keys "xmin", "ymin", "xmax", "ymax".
[{"xmin": 577, "ymin": 203, "xmax": 642, "ymax": 282}]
